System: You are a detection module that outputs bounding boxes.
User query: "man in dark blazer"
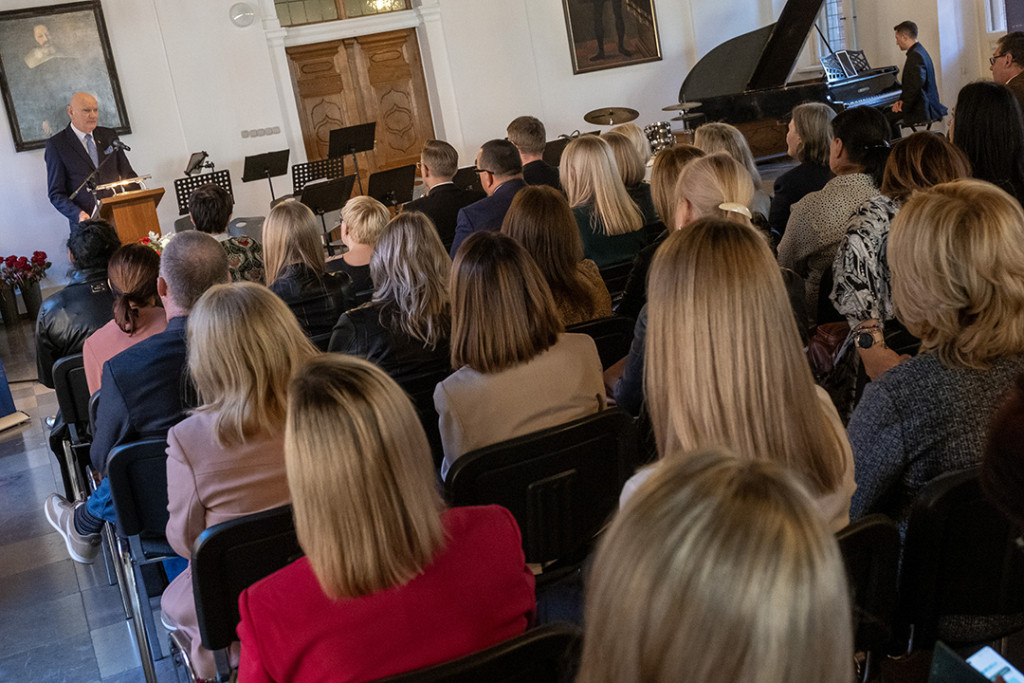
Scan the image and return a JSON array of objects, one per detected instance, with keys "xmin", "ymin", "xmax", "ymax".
[
  {"xmin": 403, "ymin": 139, "xmax": 484, "ymax": 251},
  {"xmin": 44, "ymin": 91, "xmax": 135, "ymax": 227},
  {"xmin": 43, "ymin": 231, "xmax": 229, "ymax": 564},
  {"xmin": 507, "ymin": 115, "xmax": 561, "ymax": 191},
  {"xmin": 991, "ymin": 32, "xmax": 1024, "ymax": 116},
  {"xmin": 449, "ymin": 139, "xmax": 526, "ymax": 258},
  {"xmin": 890, "ymin": 21, "xmax": 947, "ymax": 129}
]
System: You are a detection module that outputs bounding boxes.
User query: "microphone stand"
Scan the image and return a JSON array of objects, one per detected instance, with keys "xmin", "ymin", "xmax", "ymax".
[{"xmin": 69, "ymin": 143, "xmax": 120, "ymax": 201}]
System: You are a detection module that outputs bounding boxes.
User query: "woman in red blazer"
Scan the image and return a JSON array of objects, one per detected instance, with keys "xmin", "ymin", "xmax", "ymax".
[{"xmin": 237, "ymin": 355, "xmax": 536, "ymax": 683}]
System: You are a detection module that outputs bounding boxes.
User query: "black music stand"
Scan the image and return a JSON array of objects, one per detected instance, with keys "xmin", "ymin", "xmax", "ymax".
[
  {"xmin": 328, "ymin": 123, "xmax": 376, "ymax": 195},
  {"xmin": 242, "ymin": 149, "xmax": 290, "ymax": 202},
  {"xmin": 299, "ymin": 174, "xmax": 356, "ymax": 257},
  {"xmin": 452, "ymin": 166, "xmax": 484, "ymax": 193},
  {"xmin": 173, "ymin": 169, "xmax": 234, "ymax": 216},
  {"xmin": 367, "ymin": 164, "xmax": 417, "ymax": 209},
  {"xmin": 291, "ymin": 157, "xmax": 347, "ymax": 194}
]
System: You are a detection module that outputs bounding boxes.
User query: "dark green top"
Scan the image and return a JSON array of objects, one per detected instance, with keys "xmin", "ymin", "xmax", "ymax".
[{"xmin": 572, "ymin": 204, "xmax": 648, "ymax": 269}]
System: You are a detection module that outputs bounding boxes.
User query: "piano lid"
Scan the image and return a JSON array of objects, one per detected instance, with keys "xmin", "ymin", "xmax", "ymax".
[{"xmin": 679, "ymin": 0, "xmax": 825, "ymax": 101}]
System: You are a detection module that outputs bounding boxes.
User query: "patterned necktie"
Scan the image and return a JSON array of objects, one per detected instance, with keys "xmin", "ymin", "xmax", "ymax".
[{"xmin": 85, "ymin": 133, "xmax": 98, "ymax": 167}]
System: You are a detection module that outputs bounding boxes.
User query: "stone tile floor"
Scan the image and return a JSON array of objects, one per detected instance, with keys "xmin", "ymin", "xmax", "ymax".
[{"xmin": 0, "ymin": 317, "xmax": 179, "ymax": 682}]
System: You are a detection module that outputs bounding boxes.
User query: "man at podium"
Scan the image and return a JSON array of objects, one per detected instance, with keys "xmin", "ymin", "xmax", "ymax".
[{"xmin": 44, "ymin": 92, "xmax": 136, "ymax": 228}]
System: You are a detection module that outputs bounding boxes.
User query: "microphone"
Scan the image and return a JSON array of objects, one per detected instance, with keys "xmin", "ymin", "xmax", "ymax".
[{"xmin": 111, "ymin": 138, "xmax": 131, "ymax": 152}]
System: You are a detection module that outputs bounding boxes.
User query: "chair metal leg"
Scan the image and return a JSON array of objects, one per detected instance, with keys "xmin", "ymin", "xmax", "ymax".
[
  {"xmin": 118, "ymin": 539, "xmax": 159, "ymax": 683},
  {"xmin": 103, "ymin": 523, "xmax": 131, "ymax": 618},
  {"xmin": 62, "ymin": 441, "xmax": 84, "ymax": 501},
  {"xmin": 169, "ymin": 629, "xmax": 197, "ymax": 683}
]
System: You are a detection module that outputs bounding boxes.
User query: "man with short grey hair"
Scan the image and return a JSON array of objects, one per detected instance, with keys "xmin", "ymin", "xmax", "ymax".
[
  {"xmin": 403, "ymin": 139, "xmax": 484, "ymax": 250},
  {"xmin": 44, "ymin": 231, "xmax": 229, "ymax": 563}
]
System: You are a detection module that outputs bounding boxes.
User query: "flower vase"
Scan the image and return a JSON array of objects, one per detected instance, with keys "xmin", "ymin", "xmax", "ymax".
[
  {"xmin": 0, "ymin": 284, "xmax": 19, "ymax": 327},
  {"xmin": 21, "ymin": 280, "xmax": 42, "ymax": 322}
]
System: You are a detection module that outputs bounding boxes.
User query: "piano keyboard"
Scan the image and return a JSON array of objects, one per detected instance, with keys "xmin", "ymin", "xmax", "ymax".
[{"xmin": 838, "ymin": 89, "xmax": 902, "ymax": 109}]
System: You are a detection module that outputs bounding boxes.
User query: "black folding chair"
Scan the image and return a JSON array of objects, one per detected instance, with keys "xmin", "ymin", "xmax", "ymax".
[
  {"xmin": 598, "ymin": 261, "xmax": 633, "ymax": 304},
  {"xmin": 836, "ymin": 514, "xmax": 901, "ymax": 682},
  {"xmin": 398, "ymin": 366, "xmax": 452, "ymax": 472},
  {"xmin": 171, "ymin": 505, "xmax": 302, "ymax": 682},
  {"xmin": 899, "ymin": 467, "xmax": 1024, "ymax": 652},
  {"xmin": 373, "ymin": 623, "xmax": 582, "ymax": 683},
  {"xmin": 51, "ymin": 354, "xmax": 91, "ymax": 501},
  {"xmin": 566, "ymin": 316, "xmax": 634, "ymax": 370},
  {"xmin": 445, "ymin": 409, "xmax": 640, "ymax": 568},
  {"xmin": 107, "ymin": 438, "xmax": 175, "ymax": 683}
]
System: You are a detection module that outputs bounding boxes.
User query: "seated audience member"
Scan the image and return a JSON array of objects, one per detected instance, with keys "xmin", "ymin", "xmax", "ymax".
[
  {"xmin": 989, "ymin": 31, "xmax": 1024, "ymax": 114},
  {"xmin": 615, "ymin": 144, "xmax": 706, "ymax": 321},
  {"xmin": 329, "ymin": 211, "xmax": 451, "ymax": 386},
  {"xmin": 560, "ymin": 135, "xmax": 646, "ymax": 267},
  {"xmin": 622, "ymin": 219, "xmax": 854, "ymax": 531},
  {"xmin": 608, "ymin": 122, "xmax": 653, "ymax": 170},
  {"xmin": 45, "ymin": 231, "xmax": 229, "ymax": 563},
  {"xmin": 501, "ymin": 185, "xmax": 612, "ymax": 326},
  {"xmin": 449, "ymin": 139, "xmax": 526, "ymax": 257},
  {"xmin": 602, "ymin": 131, "xmax": 657, "ymax": 225},
  {"xmin": 402, "ymin": 139, "xmax": 484, "ymax": 250},
  {"xmin": 327, "ymin": 195, "xmax": 390, "ymax": 299},
  {"xmin": 848, "ymin": 180, "xmax": 1024, "ymax": 535},
  {"xmin": 981, "ymin": 374, "xmax": 1024, "ymax": 529},
  {"xmin": 264, "ymin": 200, "xmax": 354, "ymax": 345},
  {"xmin": 436, "ymin": 232, "xmax": 604, "ymax": 478},
  {"xmin": 162, "ymin": 283, "xmax": 315, "ymax": 680},
  {"xmin": 82, "ymin": 243, "xmax": 167, "ymax": 394},
  {"xmin": 578, "ymin": 451, "xmax": 853, "ymax": 683},
  {"xmin": 693, "ymin": 122, "xmax": 771, "ymax": 220},
  {"xmin": 778, "ymin": 106, "xmax": 891, "ymax": 324},
  {"xmin": 951, "ymin": 81, "xmax": 1024, "ymax": 207},
  {"xmin": 36, "ymin": 219, "xmax": 120, "ymax": 388},
  {"xmin": 188, "ymin": 183, "xmax": 263, "ymax": 283},
  {"xmin": 506, "ymin": 115, "xmax": 560, "ymax": 190},
  {"xmin": 237, "ymin": 355, "xmax": 536, "ymax": 682},
  {"xmin": 770, "ymin": 102, "xmax": 835, "ymax": 235},
  {"xmin": 831, "ymin": 133, "xmax": 970, "ymax": 379}
]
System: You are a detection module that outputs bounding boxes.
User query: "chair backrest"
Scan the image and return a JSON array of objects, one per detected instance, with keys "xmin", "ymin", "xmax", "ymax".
[
  {"xmin": 52, "ymin": 354, "xmax": 90, "ymax": 437},
  {"xmin": 445, "ymin": 409, "xmax": 640, "ymax": 564},
  {"xmin": 106, "ymin": 439, "xmax": 170, "ymax": 539},
  {"xmin": 192, "ymin": 504, "xmax": 302, "ymax": 652},
  {"xmin": 900, "ymin": 467, "xmax": 1024, "ymax": 649},
  {"xmin": 598, "ymin": 261, "xmax": 633, "ymax": 301},
  {"xmin": 836, "ymin": 513, "xmax": 900, "ymax": 654},
  {"xmin": 372, "ymin": 623, "xmax": 582, "ymax": 683},
  {"xmin": 399, "ymin": 366, "xmax": 452, "ymax": 471},
  {"xmin": 565, "ymin": 316, "xmax": 634, "ymax": 370},
  {"xmin": 228, "ymin": 216, "xmax": 265, "ymax": 244}
]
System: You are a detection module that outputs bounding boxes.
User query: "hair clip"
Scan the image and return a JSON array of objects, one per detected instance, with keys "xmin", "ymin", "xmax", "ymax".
[{"xmin": 718, "ymin": 202, "xmax": 753, "ymax": 219}]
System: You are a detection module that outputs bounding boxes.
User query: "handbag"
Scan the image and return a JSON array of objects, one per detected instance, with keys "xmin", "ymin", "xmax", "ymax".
[{"xmin": 806, "ymin": 321, "xmax": 851, "ymax": 380}]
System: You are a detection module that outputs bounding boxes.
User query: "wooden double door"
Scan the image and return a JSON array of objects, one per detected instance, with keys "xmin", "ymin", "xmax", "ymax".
[{"xmin": 286, "ymin": 28, "xmax": 434, "ymax": 184}]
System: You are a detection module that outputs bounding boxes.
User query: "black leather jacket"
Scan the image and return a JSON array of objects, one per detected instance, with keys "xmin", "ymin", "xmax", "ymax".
[
  {"xmin": 328, "ymin": 302, "xmax": 451, "ymax": 386},
  {"xmin": 35, "ymin": 267, "xmax": 113, "ymax": 388},
  {"xmin": 269, "ymin": 263, "xmax": 355, "ymax": 347}
]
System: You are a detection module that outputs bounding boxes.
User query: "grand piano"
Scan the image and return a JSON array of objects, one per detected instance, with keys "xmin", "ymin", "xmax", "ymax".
[{"xmin": 678, "ymin": 0, "xmax": 901, "ymax": 157}]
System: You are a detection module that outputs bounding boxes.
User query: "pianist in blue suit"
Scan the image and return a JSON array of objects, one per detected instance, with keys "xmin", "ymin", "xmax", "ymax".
[
  {"xmin": 891, "ymin": 22, "xmax": 947, "ymax": 128},
  {"xmin": 44, "ymin": 92, "xmax": 135, "ymax": 227}
]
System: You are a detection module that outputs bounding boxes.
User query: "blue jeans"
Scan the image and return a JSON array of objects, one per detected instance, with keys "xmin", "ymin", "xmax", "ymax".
[{"xmin": 85, "ymin": 478, "xmax": 117, "ymax": 523}]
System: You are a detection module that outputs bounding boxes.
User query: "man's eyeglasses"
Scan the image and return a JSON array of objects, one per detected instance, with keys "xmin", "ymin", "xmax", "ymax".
[
  {"xmin": 991, "ymin": 53, "xmax": 1007, "ymax": 65},
  {"xmin": 473, "ymin": 167, "xmax": 493, "ymax": 175}
]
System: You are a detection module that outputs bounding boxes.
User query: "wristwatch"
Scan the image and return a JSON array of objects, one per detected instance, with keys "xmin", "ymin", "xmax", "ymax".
[{"xmin": 856, "ymin": 326, "xmax": 884, "ymax": 349}]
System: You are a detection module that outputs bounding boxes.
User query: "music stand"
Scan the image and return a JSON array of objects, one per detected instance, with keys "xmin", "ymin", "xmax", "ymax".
[
  {"xmin": 242, "ymin": 149, "xmax": 290, "ymax": 202},
  {"xmin": 328, "ymin": 123, "xmax": 376, "ymax": 194},
  {"xmin": 173, "ymin": 169, "xmax": 233, "ymax": 216},
  {"xmin": 453, "ymin": 166, "xmax": 483, "ymax": 193},
  {"xmin": 299, "ymin": 174, "xmax": 356, "ymax": 257},
  {"xmin": 367, "ymin": 164, "xmax": 417, "ymax": 209},
  {"xmin": 292, "ymin": 157, "xmax": 347, "ymax": 194}
]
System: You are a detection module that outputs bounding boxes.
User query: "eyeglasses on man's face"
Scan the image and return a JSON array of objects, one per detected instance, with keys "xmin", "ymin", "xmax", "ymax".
[{"xmin": 991, "ymin": 52, "xmax": 1008, "ymax": 65}]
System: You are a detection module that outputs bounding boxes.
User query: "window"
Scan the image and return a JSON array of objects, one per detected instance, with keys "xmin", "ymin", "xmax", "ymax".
[
  {"xmin": 822, "ymin": 0, "xmax": 846, "ymax": 51},
  {"xmin": 274, "ymin": 0, "xmax": 410, "ymax": 27},
  {"xmin": 987, "ymin": 0, "xmax": 1008, "ymax": 33}
]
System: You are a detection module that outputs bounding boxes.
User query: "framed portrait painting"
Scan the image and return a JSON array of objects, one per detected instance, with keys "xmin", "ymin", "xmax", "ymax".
[
  {"xmin": 562, "ymin": 0, "xmax": 662, "ymax": 75},
  {"xmin": 0, "ymin": 1, "xmax": 130, "ymax": 152}
]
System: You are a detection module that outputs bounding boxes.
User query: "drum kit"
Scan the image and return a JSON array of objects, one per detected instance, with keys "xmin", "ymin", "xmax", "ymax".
[{"xmin": 581, "ymin": 101, "xmax": 705, "ymax": 155}]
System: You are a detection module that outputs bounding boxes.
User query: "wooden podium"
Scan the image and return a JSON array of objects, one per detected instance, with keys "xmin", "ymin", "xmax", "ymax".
[{"xmin": 98, "ymin": 188, "xmax": 165, "ymax": 243}]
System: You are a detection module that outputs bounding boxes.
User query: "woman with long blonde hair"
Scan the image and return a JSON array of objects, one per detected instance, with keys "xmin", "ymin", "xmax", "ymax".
[
  {"xmin": 328, "ymin": 211, "xmax": 452, "ymax": 385},
  {"xmin": 560, "ymin": 135, "xmax": 646, "ymax": 267},
  {"xmin": 160, "ymin": 282, "xmax": 317, "ymax": 680},
  {"xmin": 237, "ymin": 355, "xmax": 535, "ymax": 681},
  {"xmin": 626, "ymin": 218, "xmax": 855, "ymax": 530},
  {"xmin": 580, "ymin": 450, "xmax": 853, "ymax": 683},
  {"xmin": 602, "ymin": 130, "xmax": 657, "ymax": 225},
  {"xmin": 263, "ymin": 200, "xmax": 354, "ymax": 345}
]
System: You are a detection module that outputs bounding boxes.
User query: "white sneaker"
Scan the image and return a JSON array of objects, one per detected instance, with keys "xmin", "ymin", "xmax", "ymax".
[{"xmin": 44, "ymin": 493, "xmax": 101, "ymax": 564}]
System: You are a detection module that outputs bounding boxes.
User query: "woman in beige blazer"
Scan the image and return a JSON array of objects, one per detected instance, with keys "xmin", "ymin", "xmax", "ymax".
[{"xmin": 160, "ymin": 282, "xmax": 317, "ymax": 680}]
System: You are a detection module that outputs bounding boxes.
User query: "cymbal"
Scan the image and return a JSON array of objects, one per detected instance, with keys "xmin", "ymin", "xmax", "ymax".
[
  {"xmin": 662, "ymin": 101, "xmax": 703, "ymax": 111},
  {"xmin": 671, "ymin": 112, "xmax": 705, "ymax": 122},
  {"xmin": 583, "ymin": 107, "xmax": 639, "ymax": 125}
]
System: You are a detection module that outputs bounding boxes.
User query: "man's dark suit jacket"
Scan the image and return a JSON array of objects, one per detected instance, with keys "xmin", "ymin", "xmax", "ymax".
[
  {"xmin": 89, "ymin": 315, "xmax": 194, "ymax": 474},
  {"xmin": 45, "ymin": 124, "xmax": 136, "ymax": 225},
  {"xmin": 1006, "ymin": 75, "xmax": 1024, "ymax": 119},
  {"xmin": 403, "ymin": 182, "xmax": 485, "ymax": 250},
  {"xmin": 523, "ymin": 160, "xmax": 561, "ymax": 191},
  {"xmin": 449, "ymin": 178, "xmax": 527, "ymax": 257},
  {"xmin": 900, "ymin": 42, "xmax": 947, "ymax": 124}
]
